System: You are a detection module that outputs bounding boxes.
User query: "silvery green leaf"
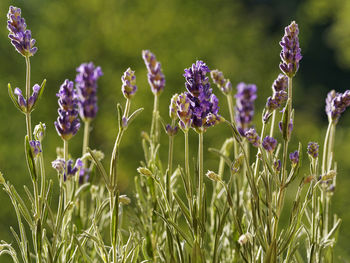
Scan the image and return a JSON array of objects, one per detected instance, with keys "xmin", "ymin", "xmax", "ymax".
[
  {"xmin": 30, "ymin": 79, "xmax": 46, "ymax": 112},
  {"xmin": 8, "ymin": 83, "xmax": 24, "ymax": 113}
]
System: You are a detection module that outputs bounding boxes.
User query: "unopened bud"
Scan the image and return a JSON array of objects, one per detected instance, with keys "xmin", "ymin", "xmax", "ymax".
[
  {"xmin": 137, "ymin": 167, "xmax": 153, "ymax": 177},
  {"xmin": 206, "ymin": 170, "xmax": 221, "ymax": 182},
  {"xmin": 322, "ymin": 170, "xmax": 336, "ymax": 181},
  {"xmin": 119, "ymin": 195, "xmax": 131, "ymax": 205},
  {"xmin": 33, "ymin": 122, "xmax": 46, "ymax": 141},
  {"xmin": 0, "ymin": 171, "xmax": 5, "ymax": 185},
  {"xmin": 238, "ymin": 233, "xmax": 252, "ymax": 245}
]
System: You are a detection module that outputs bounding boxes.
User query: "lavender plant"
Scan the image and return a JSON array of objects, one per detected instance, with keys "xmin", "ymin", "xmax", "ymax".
[{"xmin": 0, "ymin": 8, "xmax": 346, "ymax": 263}]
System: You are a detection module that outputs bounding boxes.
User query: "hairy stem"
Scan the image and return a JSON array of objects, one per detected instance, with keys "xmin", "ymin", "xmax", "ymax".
[{"xmin": 25, "ymin": 56, "xmax": 33, "ymax": 141}]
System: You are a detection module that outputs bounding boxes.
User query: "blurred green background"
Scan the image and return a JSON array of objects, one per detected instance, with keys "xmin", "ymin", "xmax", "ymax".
[{"xmin": 1, "ymin": 0, "xmax": 350, "ymax": 261}]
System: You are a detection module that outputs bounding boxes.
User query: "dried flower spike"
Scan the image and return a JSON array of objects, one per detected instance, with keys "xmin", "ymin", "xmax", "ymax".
[
  {"xmin": 142, "ymin": 50, "xmax": 165, "ymax": 95},
  {"xmin": 75, "ymin": 62, "xmax": 103, "ymax": 121},
  {"xmin": 279, "ymin": 21, "xmax": 302, "ymax": 77},
  {"xmin": 7, "ymin": 6, "xmax": 37, "ymax": 57},
  {"xmin": 121, "ymin": 68, "xmax": 137, "ymax": 100},
  {"xmin": 169, "ymin": 93, "xmax": 179, "ymax": 120},
  {"xmin": 54, "ymin": 79, "xmax": 80, "ymax": 141}
]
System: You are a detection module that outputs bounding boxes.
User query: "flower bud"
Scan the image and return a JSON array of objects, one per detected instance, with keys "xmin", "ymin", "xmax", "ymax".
[
  {"xmin": 119, "ymin": 195, "xmax": 131, "ymax": 205},
  {"xmin": 307, "ymin": 142, "xmax": 319, "ymax": 159},
  {"xmin": 322, "ymin": 170, "xmax": 336, "ymax": 181},
  {"xmin": 238, "ymin": 233, "xmax": 252, "ymax": 245},
  {"xmin": 0, "ymin": 171, "xmax": 5, "ymax": 185},
  {"xmin": 137, "ymin": 167, "xmax": 153, "ymax": 177},
  {"xmin": 34, "ymin": 122, "xmax": 46, "ymax": 141},
  {"xmin": 206, "ymin": 170, "xmax": 221, "ymax": 182}
]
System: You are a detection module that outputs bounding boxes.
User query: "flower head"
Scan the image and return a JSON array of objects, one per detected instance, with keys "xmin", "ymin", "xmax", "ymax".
[
  {"xmin": 325, "ymin": 90, "xmax": 350, "ymax": 123},
  {"xmin": 307, "ymin": 142, "xmax": 319, "ymax": 159},
  {"xmin": 183, "ymin": 61, "xmax": 221, "ymax": 130},
  {"xmin": 7, "ymin": 6, "xmax": 37, "ymax": 57},
  {"xmin": 235, "ymin": 82, "xmax": 257, "ymax": 135},
  {"xmin": 142, "ymin": 50, "xmax": 165, "ymax": 95},
  {"xmin": 75, "ymin": 62, "xmax": 103, "ymax": 121},
  {"xmin": 54, "ymin": 80, "xmax": 80, "ymax": 141},
  {"xmin": 279, "ymin": 21, "xmax": 302, "ymax": 77},
  {"xmin": 51, "ymin": 158, "xmax": 82, "ymax": 181},
  {"xmin": 289, "ymin": 150, "xmax": 299, "ymax": 166},
  {"xmin": 210, "ymin": 69, "xmax": 232, "ymax": 95},
  {"xmin": 262, "ymin": 136, "xmax": 277, "ymax": 153},
  {"xmin": 245, "ymin": 128, "xmax": 260, "ymax": 147},
  {"xmin": 165, "ymin": 124, "xmax": 178, "ymax": 136},
  {"xmin": 273, "ymin": 160, "xmax": 281, "ymax": 173},
  {"xmin": 176, "ymin": 93, "xmax": 193, "ymax": 131}
]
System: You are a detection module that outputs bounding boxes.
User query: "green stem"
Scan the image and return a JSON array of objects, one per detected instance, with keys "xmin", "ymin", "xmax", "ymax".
[
  {"xmin": 253, "ymin": 121, "xmax": 266, "ymax": 179},
  {"xmin": 321, "ymin": 122, "xmax": 332, "ymax": 175},
  {"xmin": 166, "ymin": 120, "xmax": 175, "ymax": 201},
  {"xmin": 198, "ymin": 131, "xmax": 204, "ymax": 237},
  {"xmin": 82, "ymin": 120, "xmax": 91, "ymax": 159},
  {"xmin": 150, "ymin": 95, "xmax": 159, "ymax": 145},
  {"xmin": 227, "ymin": 94, "xmax": 238, "ymax": 157},
  {"xmin": 25, "ymin": 56, "xmax": 33, "ymax": 141},
  {"xmin": 269, "ymin": 111, "xmax": 276, "ymax": 137}
]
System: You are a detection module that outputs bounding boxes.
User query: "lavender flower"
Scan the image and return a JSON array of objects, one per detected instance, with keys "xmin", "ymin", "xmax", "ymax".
[
  {"xmin": 265, "ymin": 74, "xmax": 288, "ymax": 114},
  {"xmin": 142, "ymin": 50, "xmax": 165, "ymax": 95},
  {"xmin": 245, "ymin": 128, "xmax": 260, "ymax": 147},
  {"xmin": 289, "ymin": 150, "xmax": 299, "ymax": 166},
  {"xmin": 279, "ymin": 21, "xmax": 302, "ymax": 77},
  {"xmin": 307, "ymin": 142, "xmax": 319, "ymax": 159},
  {"xmin": 325, "ymin": 90, "xmax": 350, "ymax": 123},
  {"xmin": 29, "ymin": 140, "xmax": 41, "ymax": 157},
  {"xmin": 14, "ymin": 84, "xmax": 41, "ymax": 113},
  {"xmin": 7, "ymin": 6, "xmax": 37, "ymax": 57},
  {"xmin": 121, "ymin": 68, "xmax": 137, "ymax": 100},
  {"xmin": 79, "ymin": 167, "xmax": 90, "ymax": 184},
  {"xmin": 210, "ymin": 69, "xmax": 232, "ymax": 95},
  {"xmin": 262, "ymin": 136, "xmax": 277, "ymax": 153},
  {"xmin": 183, "ymin": 61, "xmax": 221, "ymax": 130},
  {"xmin": 169, "ymin": 93, "xmax": 179, "ymax": 120},
  {"xmin": 176, "ymin": 93, "xmax": 193, "ymax": 131},
  {"xmin": 75, "ymin": 62, "xmax": 103, "ymax": 121},
  {"xmin": 54, "ymin": 80, "xmax": 80, "ymax": 141},
  {"xmin": 52, "ymin": 158, "xmax": 82, "ymax": 181},
  {"xmin": 235, "ymin": 82, "xmax": 257, "ymax": 135}
]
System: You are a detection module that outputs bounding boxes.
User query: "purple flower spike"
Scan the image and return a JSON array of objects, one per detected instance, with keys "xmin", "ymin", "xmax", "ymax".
[
  {"xmin": 29, "ymin": 140, "xmax": 41, "ymax": 157},
  {"xmin": 325, "ymin": 89, "xmax": 350, "ymax": 123},
  {"xmin": 121, "ymin": 68, "xmax": 137, "ymax": 100},
  {"xmin": 235, "ymin": 82, "xmax": 257, "ymax": 135},
  {"xmin": 183, "ymin": 61, "xmax": 222, "ymax": 130},
  {"xmin": 262, "ymin": 136, "xmax": 277, "ymax": 153},
  {"xmin": 210, "ymin": 69, "xmax": 232, "ymax": 95},
  {"xmin": 176, "ymin": 93, "xmax": 193, "ymax": 131},
  {"xmin": 289, "ymin": 150, "xmax": 299, "ymax": 166},
  {"xmin": 307, "ymin": 142, "xmax": 319, "ymax": 159},
  {"xmin": 75, "ymin": 62, "xmax": 103, "ymax": 121},
  {"xmin": 54, "ymin": 79, "xmax": 80, "ymax": 141},
  {"xmin": 7, "ymin": 6, "xmax": 37, "ymax": 57},
  {"xmin": 142, "ymin": 50, "xmax": 165, "ymax": 95},
  {"xmin": 245, "ymin": 128, "xmax": 260, "ymax": 147},
  {"xmin": 279, "ymin": 21, "xmax": 302, "ymax": 77}
]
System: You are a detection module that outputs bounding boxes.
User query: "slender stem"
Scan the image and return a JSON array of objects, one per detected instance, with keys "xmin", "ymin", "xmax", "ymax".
[
  {"xmin": 226, "ymin": 94, "xmax": 238, "ymax": 157},
  {"xmin": 166, "ymin": 120, "xmax": 175, "ymax": 201},
  {"xmin": 253, "ymin": 121, "xmax": 266, "ymax": 178},
  {"xmin": 198, "ymin": 132, "xmax": 204, "ymax": 234},
  {"xmin": 25, "ymin": 56, "xmax": 33, "ymax": 141},
  {"xmin": 269, "ymin": 111, "xmax": 276, "ymax": 137},
  {"xmin": 321, "ymin": 122, "xmax": 332, "ymax": 175},
  {"xmin": 150, "ymin": 95, "xmax": 159, "ymax": 145},
  {"xmin": 288, "ymin": 77, "xmax": 292, "ymax": 117},
  {"xmin": 82, "ymin": 120, "xmax": 91, "ymax": 158}
]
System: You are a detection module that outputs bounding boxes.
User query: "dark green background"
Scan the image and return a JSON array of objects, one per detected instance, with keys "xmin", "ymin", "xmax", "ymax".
[{"xmin": 1, "ymin": 0, "xmax": 350, "ymax": 261}]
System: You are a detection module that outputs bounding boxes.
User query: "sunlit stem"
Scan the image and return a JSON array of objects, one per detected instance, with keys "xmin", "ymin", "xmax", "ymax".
[
  {"xmin": 150, "ymin": 94, "xmax": 159, "ymax": 146},
  {"xmin": 25, "ymin": 56, "xmax": 33, "ymax": 141},
  {"xmin": 166, "ymin": 119, "xmax": 176, "ymax": 200},
  {"xmin": 184, "ymin": 130, "xmax": 192, "ymax": 200},
  {"xmin": 269, "ymin": 111, "xmax": 276, "ymax": 137},
  {"xmin": 226, "ymin": 93, "xmax": 238, "ymax": 157},
  {"xmin": 198, "ymin": 131, "xmax": 204, "ymax": 240},
  {"xmin": 253, "ymin": 121, "xmax": 266, "ymax": 178},
  {"xmin": 82, "ymin": 120, "xmax": 91, "ymax": 160}
]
